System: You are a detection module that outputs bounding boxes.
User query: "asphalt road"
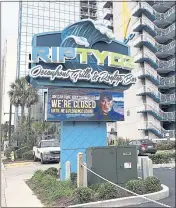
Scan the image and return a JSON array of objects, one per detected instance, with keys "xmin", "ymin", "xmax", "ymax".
[{"xmin": 131, "ymin": 167, "xmax": 175, "ymax": 208}]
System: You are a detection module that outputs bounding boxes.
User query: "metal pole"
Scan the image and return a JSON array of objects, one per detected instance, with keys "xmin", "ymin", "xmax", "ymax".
[
  {"xmin": 8, "ymin": 103, "xmax": 12, "ymax": 146},
  {"xmin": 0, "ymin": 3, "xmax": 2, "ymax": 148}
]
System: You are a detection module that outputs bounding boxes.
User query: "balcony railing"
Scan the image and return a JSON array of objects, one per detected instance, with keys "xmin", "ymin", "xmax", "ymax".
[
  {"xmin": 133, "ymin": 34, "xmax": 175, "ymax": 53},
  {"xmin": 139, "ymin": 121, "xmax": 175, "ymax": 138},
  {"xmin": 137, "ymin": 85, "xmax": 176, "ymax": 104},
  {"xmin": 156, "ymin": 22, "xmax": 175, "ymax": 37},
  {"xmin": 132, "ymin": 2, "xmax": 175, "ymax": 23},
  {"xmin": 157, "ymin": 58, "xmax": 175, "ymax": 70},
  {"xmin": 137, "ymin": 64, "xmax": 175, "ymax": 88},
  {"xmin": 159, "ymin": 76, "xmax": 175, "ymax": 88},
  {"xmin": 80, "ymin": 11, "xmax": 97, "ymax": 18},
  {"xmin": 133, "ymin": 15, "xmax": 175, "ymax": 38},
  {"xmin": 138, "ymin": 103, "xmax": 176, "ymax": 121}
]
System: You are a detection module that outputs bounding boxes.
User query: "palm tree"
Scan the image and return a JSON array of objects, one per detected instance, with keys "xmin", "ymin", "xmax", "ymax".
[{"xmin": 8, "ymin": 78, "xmax": 39, "ymax": 127}]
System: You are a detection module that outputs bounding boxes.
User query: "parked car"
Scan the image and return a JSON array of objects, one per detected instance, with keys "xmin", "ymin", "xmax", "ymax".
[
  {"xmin": 128, "ymin": 139, "xmax": 157, "ymax": 155},
  {"xmin": 33, "ymin": 139, "xmax": 60, "ymax": 164}
]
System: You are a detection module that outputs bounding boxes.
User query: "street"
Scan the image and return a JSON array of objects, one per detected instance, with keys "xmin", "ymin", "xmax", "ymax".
[{"xmin": 132, "ymin": 167, "xmax": 175, "ymax": 207}]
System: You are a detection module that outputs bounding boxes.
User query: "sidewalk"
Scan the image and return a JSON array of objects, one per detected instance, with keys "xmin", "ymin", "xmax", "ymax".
[
  {"xmin": 1, "ymin": 162, "xmax": 7, "ymax": 207},
  {"xmin": 1, "ymin": 161, "xmax": 43, "ymax": 207}
]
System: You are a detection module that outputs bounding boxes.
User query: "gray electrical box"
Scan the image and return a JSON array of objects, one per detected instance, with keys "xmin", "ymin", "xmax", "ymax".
[{"xmin": 86, "ymin": 146, "xmax": 138, "ymax": 186}]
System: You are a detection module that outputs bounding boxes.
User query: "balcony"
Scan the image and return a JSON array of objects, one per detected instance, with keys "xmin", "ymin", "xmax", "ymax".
[
  {"xmin": 132, "ymin": 2, "xmax": 175, "ymax": 27},
  {"xmin": 155, "ymin": 22, "xmax": 175, "ymax": 43},
  {"xmin": 133, "ymin": 15, "xmax": 175, "ymax": 44},
  {"xmin": 138, "ymin": 121, "xmax": 175, "ymax": 138},
  {"xmin": 103, "ymin": 1, "xmax": 113, "ymax": 9},
  {"xmin": 134, "ymin": 48, "xmax": 158, "ymax": 69},
  {"xmin": 136, "ymin": 85, "xmax": 176, "ymax": 104},
  {"xmin": 132, "ymin": 16, "xmax": 156, "ymax": 37},
  {"xmin": 159, "ymin": 76, "xmax": 175, "ymax": 89},
  {"xmin": 137, "ymin": 64, "xmax": 159, "ymax": 85},
  {"xmin": 157, "ymin": 58, "xmax": 175, "ymax": 73},
  {"xmin": 81, "ymin": 2, "xmax": 97, "ymax": 11},
  {"xmin": 137, "ymin": 104, "xmax": 175, "ymax": 121},
  {"xmin": 137, "ymin": 64, "xmax": 175, "ymax": 88},
  {"xmin": 133, "ymin": 34, "xmax": 175, "ymax": 58},
  {"xmin": 104, "ymin": 10, "xmax": 113, "ymax": 21},
  {"xmin": 136, "ymin": 85, "xmax": 160, "ymax": 103},
  {"xmin": 155, "ymin": 40, "xmax": 175, "ymax": 58},
  {"xmin": 160, "ymin": 93, "xmax": 175, "ymax": 105},
  {"xmin": 153, "ymin": 1, "xmax": 175, "ymax": 13},
  {"xmin": 80, "ymin": 11, "xmax": 97, "ymax": 19}
]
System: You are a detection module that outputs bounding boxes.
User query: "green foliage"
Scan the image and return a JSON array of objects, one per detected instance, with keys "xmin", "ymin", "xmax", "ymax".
[
  {"xmin": 97, "ymin": 182, "xmax": 121, "ymax": 200},
  {"xmin": 15, "ymin": 146, "xmax": 31, "ymax": 159},
  {"xmin": 22, "ymin": 150, "xmax": 33, "ymax": 160},
  {"xmin": 44, "ymin": 167, "xmax": 58, "ymax": 178},
  {"xmin": 4, "ymin": 148, "xmax": 14, "ymax": 160},
  {"xmin": 29, "ymin": 170, "xmax": 73, "ymax": 206},
  {"xmin": 72, "ymin": 187, "xmax": 93, "ymax": 204},
  {"xmin": 156, "ymin": 141, "xmax": 175, "ymax": 150},
  {"xmin": 149, "ymin": 152, "xmax": 175, "ymax": 164},
  {"xmin": 117, "ymin": 137, "xmax": 130, "ymax": 146},
  {"xmin": 70, "ymin": 172, "xmax": 77, "ymax": 188},
  {"xmin": 144, "ymin": 176, "xmax": 162, "ymax": 193},
  {"xmin": 89, "ymin": 183, "xmax": 101, "ymax": 192},
  {"xmin": 125, "ymin": 179, "xmax": 146, "ymax": 195}
]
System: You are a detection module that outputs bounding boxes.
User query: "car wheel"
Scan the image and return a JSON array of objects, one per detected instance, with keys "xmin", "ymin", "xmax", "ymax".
[
  {"xmin": 33, "ymin": 154, "xmax": 38, "ymax": 162},
  {"xmin": 41, "ymin": 154, "xmax": 45, "ymax": 164}
]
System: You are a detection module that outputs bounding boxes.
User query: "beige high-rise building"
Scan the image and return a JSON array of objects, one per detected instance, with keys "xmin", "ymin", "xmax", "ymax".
[{"xmin": 104, "ymin": 1, "xmax": 175, "ymax": 141}]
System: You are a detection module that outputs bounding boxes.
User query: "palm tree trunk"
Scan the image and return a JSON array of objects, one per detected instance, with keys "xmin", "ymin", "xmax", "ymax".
[{"xmin": 20, "ymin": 105, "xmax": 25, "ymax": 127}]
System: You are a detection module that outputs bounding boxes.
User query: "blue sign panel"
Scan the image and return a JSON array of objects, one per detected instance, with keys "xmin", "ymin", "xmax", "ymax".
[{"xmin": 47, "ymin": 88, "xmax": 124, "ymax": 121}]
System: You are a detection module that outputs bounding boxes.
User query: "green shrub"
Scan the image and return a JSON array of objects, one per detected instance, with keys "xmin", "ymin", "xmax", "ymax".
[
  {"xmin": 149, "ymin": 152, "xmax": 175, "ymax": 164},
  {"xmin": 29, "ymin": 170, "xmax": 73, "ymax": 206},
  {"xmin": 144, "ymin": 176, "xmax": 162, "ymax": 193},
  {"xmin": 15, "ymin": 146, "xmax": 31, "ymax": 159},
  {"xmin": 72, "ymin": 187, "xmax": 93, "ymax": 204},
  {"xmin": 44, "ymin": 167, "xmax": 58, "ymax": 178},
  {"xmin": 4, "ymin": 148, "xmax": 13, "ymax": 160},
  {"xmin": 117, "ymin": 137, "xmax": 130, "ymax": 146},
  {"xmin": 70, "ymin": 172, "xmax": 77, "ymax": 187},
  {"xmin": 89, "ymin": 183, "xmax": 101, "ymax": 192},
  {"xmin": 22, "ymin": 150, "xmax": 33, "ymax": 160},
  {"xmin": 156, "ymin": 141, "xmax": 175, "ymax": 150},
  {"xmin": 98, "ymin": 182, "xmax": 121, "ymax": 200},
  {"xmin": 125, "ymin": 179, "xmax": 146, "ymax": 195}
]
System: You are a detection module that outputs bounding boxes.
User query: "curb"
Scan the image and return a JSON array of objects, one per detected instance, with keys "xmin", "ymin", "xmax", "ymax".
[
  {"xmin": 69, "ymin": 184, "xmax": 169, "ymax": 207},
  {"xmin": 153, "ymin": 163, "xmax": 175, "ymax": 169}
]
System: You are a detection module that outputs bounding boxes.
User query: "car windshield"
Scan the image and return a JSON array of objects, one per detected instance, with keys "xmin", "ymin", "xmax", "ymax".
[
  {"xmin": 140, "ymin": 139, "xmax": 153, "ymax": 144},
  {"xmin": 41, "ymin": 140, "xmax": 59, "ymax": 147}
]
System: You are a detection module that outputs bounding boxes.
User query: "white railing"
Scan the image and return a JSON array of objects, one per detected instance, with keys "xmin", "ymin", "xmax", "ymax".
[
  {"xmin": 139, "ymin": 103, "xmax": 176, "ymax": 121},
  {"xmin": 156, "ymin": 22, "xmax": 175, "ymax": 36},
  {"xmin": 139, "ymin": 121, "xmax": 175, "ymax": 138},
  {"xmin": 133, "ymin": 2, "xmax": 175, "ymax": 21},
  {"xmin": 137, "ymin": 85, "xmax": 176, "ymax": 104},
  {"xmin": 159, "ymin": 76, "xmax": 175, "ymax": 87},
  {"xmin": 157, "ymin": 58, "xmax": 175, "ymax": 69},
  {"xmin": 133, "ymin": 15, "xmax": 175, "ymax": 37},
  {"xmin": 81, "ymin": 3, "xmax": 97, "ymax": 9},
  {"xmin": 137, "ymin": 64, "xmax": 175, "ymax": 87},
  {"xmin": 133, "ymin": 34, "xmax": 175, "ymax": 53}
]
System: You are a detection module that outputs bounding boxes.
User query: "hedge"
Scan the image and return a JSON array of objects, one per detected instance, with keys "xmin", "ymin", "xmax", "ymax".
[
  {"xmin": 156, "ymin": 141, "xmax": 175, "ymax": 150},
  {"xmin": 125, "ymin": 176, "xmax": 162, "ymax": 195},
  {"xmin": 149, "ymin": 152, "xmax": 175, "ymax": 164}
]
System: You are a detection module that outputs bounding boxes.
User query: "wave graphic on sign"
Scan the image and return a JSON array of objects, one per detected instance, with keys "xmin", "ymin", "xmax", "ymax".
[{"xmin": 60, "ymin": 19, "xmax": 115, "ymax": 71}]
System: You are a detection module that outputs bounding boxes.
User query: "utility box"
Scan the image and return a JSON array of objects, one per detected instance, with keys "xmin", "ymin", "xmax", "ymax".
[{"xmin": 86, "ymin": 146, "xmax": 138, "ymax": 186}]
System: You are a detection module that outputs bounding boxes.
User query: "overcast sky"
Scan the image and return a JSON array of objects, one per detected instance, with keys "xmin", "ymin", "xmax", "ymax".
[{"xmin": 1, "ymin": 2, "xmax": 19, "ymax": 50}]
